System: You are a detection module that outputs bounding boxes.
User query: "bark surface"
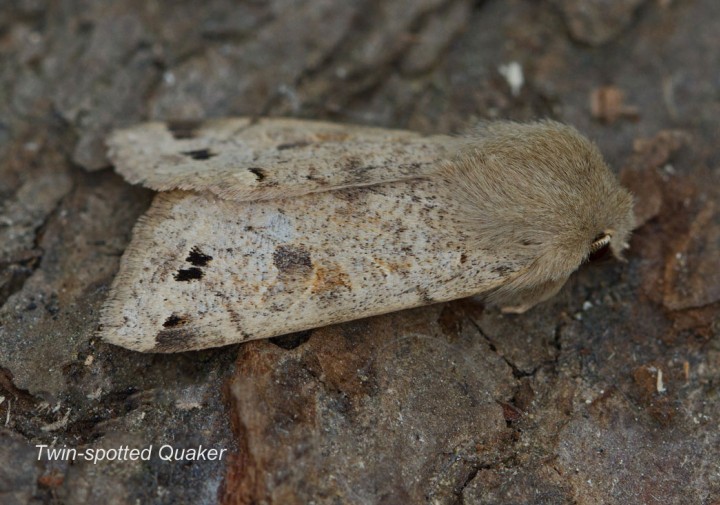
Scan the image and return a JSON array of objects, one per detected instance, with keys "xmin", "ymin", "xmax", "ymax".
[{"xmin": 1, "ymin": 0, "xmax": 718, "ymax": 503}]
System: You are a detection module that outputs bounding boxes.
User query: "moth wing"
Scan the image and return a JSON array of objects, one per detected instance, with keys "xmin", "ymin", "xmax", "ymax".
[
  {"xmin": 99, "ymin": 181, "xmax": 522, "ymax": 352},
  {"xmin": 107, "ymin": 118, "xmax": 458, "ymax": 202}
]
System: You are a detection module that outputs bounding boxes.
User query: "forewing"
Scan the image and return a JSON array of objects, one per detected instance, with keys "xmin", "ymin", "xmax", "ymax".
[
  {"xmin": 107, "ymin": 118, "xmax": 457, "ymax": 202},
  {"xmin": 99, "ymin": 180, "xmax": 523, "ymax": 352}
]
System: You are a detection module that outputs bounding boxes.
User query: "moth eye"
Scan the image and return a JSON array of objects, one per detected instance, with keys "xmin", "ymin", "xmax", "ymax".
[{"xmin": 589, "ymin": 233, "xmax": 612, "ymax": 262}]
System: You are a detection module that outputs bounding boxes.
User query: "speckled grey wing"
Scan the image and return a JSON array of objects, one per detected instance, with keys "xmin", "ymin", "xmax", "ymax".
[
  {"xmin": 99, "ymin": 180, "xmax": 524, "ymax": 352},
  {"xmin": 107, "ymin": 118, "xmax": 458, "ymax": 202}
]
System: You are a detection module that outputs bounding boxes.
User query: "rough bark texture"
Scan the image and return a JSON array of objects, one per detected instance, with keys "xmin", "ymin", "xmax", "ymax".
[{"xmin": 1, "ymin": 0, "xmax": 718, "ymax": 504}]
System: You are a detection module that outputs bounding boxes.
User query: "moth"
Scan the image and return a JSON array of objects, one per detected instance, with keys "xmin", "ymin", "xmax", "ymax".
[{"xmin": 100, "ymin": 118, "xmax": 634, "ymax": 352}]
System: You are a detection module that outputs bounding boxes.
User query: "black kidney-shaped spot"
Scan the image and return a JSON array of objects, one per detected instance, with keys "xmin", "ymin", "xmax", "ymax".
[
  {"xmin": 167, "ymin": 120, "xmax": 203, "ymax": 139},
  {"xmin": 163, "ymin": 314, "xmax": 188, "ymax": 327},
  {"xmin": 248, "ymin": 167, "xmax": 266, "ymax": 181},
  {"xmin": 277, "ymin": 141, "xmax": 311, "ymax": 150},
  {"xmin": 181, "ymin": 148, "xmax": 217, "ymax": 160},
  {"xmin": 174, "ymin": 267, "xmax": 203, "ymax": 281},
  {"xmin": 187, "ymin": 247, "xmax": 212, "ymax": 267}
]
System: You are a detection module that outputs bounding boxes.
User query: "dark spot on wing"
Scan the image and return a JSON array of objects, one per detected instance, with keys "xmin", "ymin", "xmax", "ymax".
[
  {"xmin": 521, "ymin": 239, "xmax": 541, "ymax": 246},
  {"xmin": 335, "ymin": 186, "xmax": 367, "ymax": 203},
  {"xmin": 343, "ymin": 155, "xmax": 378, "ymax": 176},
  {"xmin": 167, "ymin": 119, "xmax": 202, "ymax": 139},
  {"xmin": 175, "ymin": 267, "xmax": 203, "ymax": 281},
  {"xmin": 273, "ymin": 245, "xmax": 312, "ymax": 273},
  {"xmin": 154, "ymin": 327, "xmax": 200, "ymax": 352},
  {"xmin": 492, "ymin": 265, "xmax": 512, "ymax": 275},
  {"xmin": 182, "ymin": 148, "xmax": 217, "ymax": 160},
  {"xmin": 248, "ymin": 167, "xmax": 266, "ymax": 181},
  {"xmin": 187, "ymin": 247, "xmax": 212, "ymax": 267},
  {"xmin": 460, "ymin": 253, "xmax": 467, "ymax": 264},
  {"xmin": 163, "ymin": 314, "xmax": 188, "ymax": 327},
  {"xmin": 269, "ymin": 330, "xmax": 312, "ymax": 350},
  {"xmin": 418, "ymin": 288, "xmax": 434, "ymax": 303},
  {"xmin": 277, "ymin": 141, "xmax": 311, "ymax": 150},
  {"xmin": 344, "ymin": 156, "xmax": 361, "ymax": 171}
]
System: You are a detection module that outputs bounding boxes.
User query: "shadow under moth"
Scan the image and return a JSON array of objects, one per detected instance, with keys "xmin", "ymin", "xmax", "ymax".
[{"xmin": 100, "ymin": 118, "xmax": 634, "ymax": 352}]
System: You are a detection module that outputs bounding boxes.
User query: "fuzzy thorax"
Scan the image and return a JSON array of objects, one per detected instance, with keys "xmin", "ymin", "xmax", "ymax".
[{"xmin": 437, "ymin": 120, "xmax": 635, "ymax": 311}]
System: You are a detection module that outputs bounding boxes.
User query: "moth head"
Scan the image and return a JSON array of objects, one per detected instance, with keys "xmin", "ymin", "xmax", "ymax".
[
  {"xmin": 582, "ymin": 174, "xmax": 635, "ymax": 264},
  {"xmin": 589, "ymin": 225, "xmax": 631, "ymax": 263},
  {"xmin": 590, "ymin": 232, "xmax": 612, "ymax": 253},
  {"xmin": 440, "ymin": 119, "xmax": 635, "ymax": 310}
]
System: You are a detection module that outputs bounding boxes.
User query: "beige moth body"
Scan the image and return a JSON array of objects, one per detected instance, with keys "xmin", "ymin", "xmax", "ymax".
[{"xmin": 100, "ymin": 118, "xmax": 634, "ymax": 352}]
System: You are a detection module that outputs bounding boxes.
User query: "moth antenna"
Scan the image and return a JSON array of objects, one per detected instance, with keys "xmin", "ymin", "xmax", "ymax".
[{"xmin": 590, "ymin": 233, "xmax": 612, "ymax": 254}]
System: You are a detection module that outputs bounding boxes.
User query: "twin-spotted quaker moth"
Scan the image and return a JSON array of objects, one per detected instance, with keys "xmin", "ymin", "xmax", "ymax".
[{"xmin": 99, "ymin": 118, "xmax": 633, "ymax": 352}]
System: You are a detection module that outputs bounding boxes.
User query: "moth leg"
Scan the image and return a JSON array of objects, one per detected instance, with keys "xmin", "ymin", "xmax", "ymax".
[
  {"xmin": 496, "ymin": 276, "xmax": 569, "ymax": 315},
  {"xmin": 500, "ymin": 304, "xmax": 533, "ymax": 314}
]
